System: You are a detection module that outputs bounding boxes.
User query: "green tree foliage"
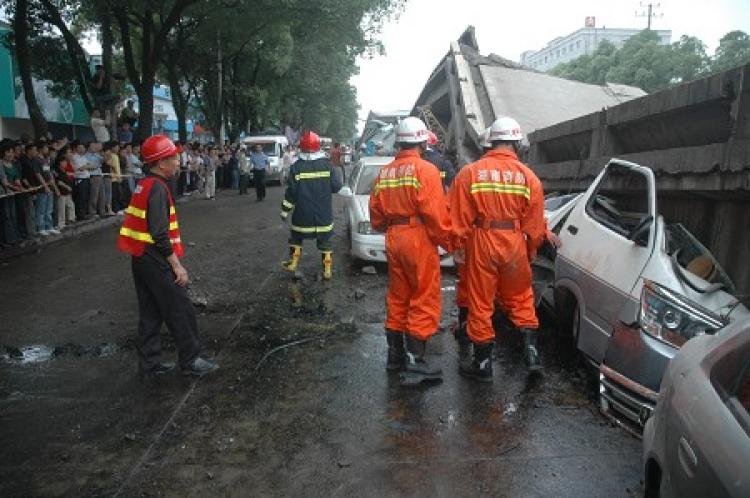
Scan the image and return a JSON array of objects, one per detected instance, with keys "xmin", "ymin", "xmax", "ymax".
[
  {"xmin": 551, "ymin": 29, "xmax": 747, "ymax": 94},
  {"xmin": 712, "ymin": 30, "xmax": 750, "ymax": 72},
  {"xmin": 5, "ymin": 0, "xmax": 404, "ymax": 141}
]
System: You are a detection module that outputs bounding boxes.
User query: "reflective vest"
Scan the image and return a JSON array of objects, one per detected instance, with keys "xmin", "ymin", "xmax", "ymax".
[{"xmin": 117, "ymin": 176, "xmax": 184, "ymax": 257}]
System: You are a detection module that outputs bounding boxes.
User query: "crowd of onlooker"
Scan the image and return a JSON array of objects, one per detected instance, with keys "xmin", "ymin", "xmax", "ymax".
[
  {"xmin": 0, "ymin": 130, "xmax": 302, "ymax": 249},
  {"xmin": 0, "ymin": 133, "xmax": 150, "ymax": 248}
]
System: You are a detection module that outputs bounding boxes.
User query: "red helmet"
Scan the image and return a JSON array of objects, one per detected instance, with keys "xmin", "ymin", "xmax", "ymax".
[
  {"xmin": 427, "ymin": 130, "xmax": 439, "ymax": 146},
  {"xmin": 141, "ymin": 135, "xmax": 181, "ymax": 164},
  {"xmin": 299, "ymin": 131, "xmax": 321, "ymax": 153}
]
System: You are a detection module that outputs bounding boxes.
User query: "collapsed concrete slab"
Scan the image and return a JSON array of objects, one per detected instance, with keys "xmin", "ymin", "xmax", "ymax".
[{"xmin": 412, "ymin": 26, "xmax": 645, "ymax": 166}]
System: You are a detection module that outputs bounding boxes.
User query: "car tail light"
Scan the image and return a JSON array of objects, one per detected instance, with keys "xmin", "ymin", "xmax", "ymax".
[{"xmin": 640, "ymin": 280, "xmax": 725, "ymax": 348}]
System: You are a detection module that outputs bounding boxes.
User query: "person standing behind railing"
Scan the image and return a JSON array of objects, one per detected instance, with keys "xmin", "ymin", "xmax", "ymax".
[
  {"xmin": 52, "ymin": 145, "xmax": 76, "ymax": 230},
  {"xmin": 0, "ymin": 142, "xmax": 22, "ymax": 245}
]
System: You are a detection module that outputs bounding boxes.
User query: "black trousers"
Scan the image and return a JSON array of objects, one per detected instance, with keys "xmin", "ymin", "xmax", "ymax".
[
  {"xmin": 290, "ymin": 230, "xmax": 333, "ymax": 251},
  {"xmin": 131, "ymin": 255, "xmax": 201, "ymax": 369},
  {"xmin": 73, "ymin": 178, "xmax": 90, "ymax": 220},
  {"xmin": 253, "ymin": 169, "xmax": 266, "ymax": 200}
]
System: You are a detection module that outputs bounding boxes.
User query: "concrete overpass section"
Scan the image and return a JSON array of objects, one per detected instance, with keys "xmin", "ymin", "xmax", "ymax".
[
  {"xmin": 412, "ymin": 26, "xmax": 645, "ymax": 166},
  {"xmin": 528, "ymin": 64, "xmax": 750, "ymax": 303}
]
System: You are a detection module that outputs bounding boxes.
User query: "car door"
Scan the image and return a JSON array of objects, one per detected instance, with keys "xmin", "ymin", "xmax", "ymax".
[{"xmin": 556, "ymin": 159, "xmax": 657, "ymax": 362}]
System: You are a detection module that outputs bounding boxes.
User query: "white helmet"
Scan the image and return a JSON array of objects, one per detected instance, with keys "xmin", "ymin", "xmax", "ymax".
[
  {"xmin": 480, "ymin": 127, "xmax": 492, "ymax": 149},
  {"xmin": 396, "ymin": 117, "xmax": 429, "ymax": 144},
  {"xmin": 488, "ymin": 116, "xmax": 523, "ymax": 142}
]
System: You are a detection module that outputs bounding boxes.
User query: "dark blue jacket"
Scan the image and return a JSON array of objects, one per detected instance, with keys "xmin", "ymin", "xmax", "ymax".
[
  {"xmin": 280, "ymin": 156, "xmax": 342, "ymax": 236},
  {"xmin": 423, "ymin": 148, "xmax": 456, "ymax": 190}
]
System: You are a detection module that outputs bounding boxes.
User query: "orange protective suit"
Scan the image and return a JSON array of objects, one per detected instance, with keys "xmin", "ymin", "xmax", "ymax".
[
  {"xmin": 370, "ymin": 149, "xmax": 452, "ymax": 341},
  {"xmin": 448, "ymin": 148, "xmax": 546, "ymax": 344}
]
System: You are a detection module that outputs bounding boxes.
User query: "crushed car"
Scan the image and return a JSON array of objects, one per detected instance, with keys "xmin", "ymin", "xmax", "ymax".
[{"xmin": 534, "ymin": 158, "xmax": 749, "ymax": 436}]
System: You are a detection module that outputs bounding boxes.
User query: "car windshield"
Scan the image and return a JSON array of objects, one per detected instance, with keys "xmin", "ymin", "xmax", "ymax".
[
  {"xmin": 245, "ymin": 143, "xmax": 277, "ymax": 156},
  {"xmin": 355, "ymin": 165, "xmax": 383, "ymax": 195},
  {"xmin": 665, "ymin": 223, "xmax": 736, "ymax": 294},
  {"xmin": 544, "ymin": 194, "xmax": 578, "ymax": 212}
]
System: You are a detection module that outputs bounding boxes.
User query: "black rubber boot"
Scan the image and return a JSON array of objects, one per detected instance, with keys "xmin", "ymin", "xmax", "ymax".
[
  {"xmin": 400, "ymin": 334, "xmax": 443, "ymax": 387},
  {"xmin": 386, "ymin": 330, "xmax": 406, "ymax": 371},
  {"xmin": 455, "ymin": 306, "xmax": 472, "ymax": 369},
  {"xmin": 459, "ymin": 342, "xmax": 493, "ymax": 383},
  {"xmin": 522, "ymin": 328, "xmax": 543, "ymax": 373}
]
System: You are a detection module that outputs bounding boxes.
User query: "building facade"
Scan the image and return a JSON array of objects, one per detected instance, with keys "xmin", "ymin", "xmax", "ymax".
[{"xmin": 521, "ymin": 20, "xmax": 671, "ymax": 72}]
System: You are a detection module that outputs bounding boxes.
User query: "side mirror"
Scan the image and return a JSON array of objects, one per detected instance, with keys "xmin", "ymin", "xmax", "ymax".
[
  {"xmin": 338, "ymin": 186, "xmax": 353, "ymax": 196},
  {"xmin": 628, "ymin": 215, "xmax": 653, "ymax": 247}
]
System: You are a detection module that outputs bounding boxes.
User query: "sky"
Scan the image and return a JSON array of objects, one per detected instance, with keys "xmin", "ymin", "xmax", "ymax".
[{"xmin": 351, "ymin": 0, "xmax": 750, "ymax": 131}]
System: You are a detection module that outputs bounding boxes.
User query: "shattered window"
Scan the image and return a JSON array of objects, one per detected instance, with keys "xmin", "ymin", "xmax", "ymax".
[
  {"xmin": 587, "ymin": 164, "xmax": 649, "ymax": 238},
  {"xmin": 665, "ymin": 223, "xmax": 736, "ymax": 294}
]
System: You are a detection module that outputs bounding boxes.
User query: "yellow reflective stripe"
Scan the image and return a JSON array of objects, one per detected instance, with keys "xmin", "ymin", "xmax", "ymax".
[
  {"xmin": 440, "ymin": 171, "xmax": 446, "ymax": 178},
  {"xmin": 169, "ymin": 206, "xmax": 176, "ymax": 215},
  {"xmin": 470, "ymin": 182, "xmax": 531, "ymax": 199},
  {"xmin": 291, "ymin": 223, "xmax": 333, "ymax": 233},
  {"xmin": 169, "ymin": 221, "xmax": 179, "ymax": 230},
  {"xmin": 280, "ymin": 211, "xmax": 289, "ymax": 219},
  {"xmin": 294, "ymin": 171, "xmax": 331, "ymax": 181},
  {"xmin": 126, "ymin": 206, "xmax": 146, "ymax": 219},
  {"xmin": 373, "ymin": 176, "xmax": 422, "ymax": 193},
  {"xmin": 282, "ymin": 199, "xmax": 295, "ymax": 209},
  {"xmin": 119, "ymin": 226, "xmax": 154, "ymax": 243}
]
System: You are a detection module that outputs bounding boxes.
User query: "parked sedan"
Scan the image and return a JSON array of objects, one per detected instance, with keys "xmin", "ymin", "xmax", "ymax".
[
  {"xmin": 642, "ymin": 318, "xmax": 750, "ymax": 498},
  {"xmin": 338, "ymin": 157, "xmax": 453, "ymax": 266}
]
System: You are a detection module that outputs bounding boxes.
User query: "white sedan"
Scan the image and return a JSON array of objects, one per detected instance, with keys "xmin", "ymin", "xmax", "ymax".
[{"xmin": 338, "ymin": 156, "xmax": 453, "ymax": 266}]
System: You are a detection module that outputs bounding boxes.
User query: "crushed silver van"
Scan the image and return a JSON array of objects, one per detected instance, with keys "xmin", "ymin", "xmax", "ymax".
[{"xmin": 535, "ymin": 158, "xmax": 749, "ymax": 436}]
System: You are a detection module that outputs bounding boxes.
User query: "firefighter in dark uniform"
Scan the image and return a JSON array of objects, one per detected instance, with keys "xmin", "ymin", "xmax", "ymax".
[
  {"xmin": 280, "ymin": 131, "xmax": 343, "ymax": 280},
  {"xmin": 423, "ymin": 131, "xmax": 456, "ymax": 192},
  {"xmin": 117, "ymin": 135, "xmax": 218, "ymax": 377}
]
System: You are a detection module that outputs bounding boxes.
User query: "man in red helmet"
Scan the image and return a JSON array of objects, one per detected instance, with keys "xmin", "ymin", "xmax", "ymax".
[
  {"xmin": 423, "ymin": 131, "xmax": 456, "ymax": 192},
  {"xmin": 118, "ymin": 135, "xmax": 218, "ymax": 377},
  {"xmin": 280, "ymin": 131, "xmax": 342, "ymax": 280}
]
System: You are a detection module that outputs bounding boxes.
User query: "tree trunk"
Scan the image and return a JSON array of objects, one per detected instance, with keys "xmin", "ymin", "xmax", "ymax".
[
  {"xmin": 166, "ymin": 63, "xmax": 188, "ymax": 143},
  {"xmin": 115, "ymin": 1, "xmax": 197, "ymax": 142},
  {"xmin": 137, "ymin": 81, "xmax": 154, "ymax": 141},
  {"xmin": 39, "ymin": 0, "xmax": 93, "ymax": 113},
  {"xmin": 14, "ymin": 0, "xmax": 49, "ymax": 139},
  {"xmin": 100, "ymin": 8, "xmax": 116, "ymax": 138}
]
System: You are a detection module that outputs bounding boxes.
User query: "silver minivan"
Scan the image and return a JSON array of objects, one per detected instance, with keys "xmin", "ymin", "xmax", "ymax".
[{"xmin": 537, "ymin": 158, "xmax": 749, "ymax": 434}]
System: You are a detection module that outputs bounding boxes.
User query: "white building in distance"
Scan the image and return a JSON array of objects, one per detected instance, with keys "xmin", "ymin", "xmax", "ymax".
[{"xmin": 521, "ymin": 18, "xmax": 671, "ymax": 72}]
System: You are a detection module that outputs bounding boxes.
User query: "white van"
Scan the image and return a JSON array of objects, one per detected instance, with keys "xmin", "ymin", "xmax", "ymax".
[{"xmin": 242, "ymin": 135, "xmax": 289, "ymax": 184}]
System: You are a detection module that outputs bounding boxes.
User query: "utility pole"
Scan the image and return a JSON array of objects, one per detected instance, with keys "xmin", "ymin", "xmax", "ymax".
[{"xmin": 636, "ymin": 2, "xmax": 663, "ymax": 30}]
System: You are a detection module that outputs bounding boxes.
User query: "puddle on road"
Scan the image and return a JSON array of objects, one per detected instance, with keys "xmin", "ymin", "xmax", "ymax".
[
  {"xmin": 2, "ymin": 340, "xmax": 132, "ymax": 365},
  {"xmin": 17, "ymin": 345, "xmax": 55, "ymax": 364}
]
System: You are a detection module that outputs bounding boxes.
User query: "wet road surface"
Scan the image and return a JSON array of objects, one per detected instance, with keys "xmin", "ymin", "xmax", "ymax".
[{"xmin": 0, "ymin": 185, "xmax": 643, "ymax": 497}]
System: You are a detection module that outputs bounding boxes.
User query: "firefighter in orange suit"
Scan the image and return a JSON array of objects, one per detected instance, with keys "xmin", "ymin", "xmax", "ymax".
[
  {"xmin": 369, "ymin": 117, "xmax": 453, "ymax": 386},
  {"xmin": 448, "ymin": 117, "xmax": 546, "ymax": 381},
  {"xmin": 117, "ymin": 135, "xmax": 218, "ymax": 377},
  {"xmin": 452, "ymin": 126, "xmax": 493, "ymax": 369}
]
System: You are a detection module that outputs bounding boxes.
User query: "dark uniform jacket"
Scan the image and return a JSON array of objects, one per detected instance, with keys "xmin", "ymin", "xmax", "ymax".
[
  {"xmin": 281, "ymin": 155, "xmax": 342, "ymax": 236},
  {"xmin": 423, "ymin": 148, "xmax": 456, "ymax": 190}
]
